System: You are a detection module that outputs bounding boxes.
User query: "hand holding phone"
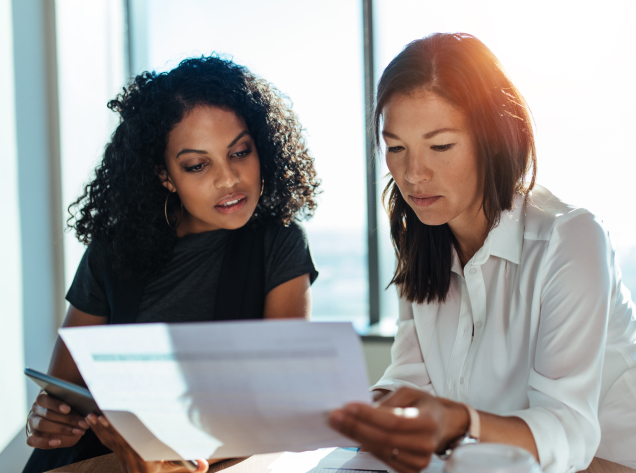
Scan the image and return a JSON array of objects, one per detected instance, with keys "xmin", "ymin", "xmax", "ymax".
[
  {"xmin": 26, "ymin": 390, "xmax": 89, "ymax": 449},
  {"xmin": 25, "ymin": 368, "xmax": 199, "ymax": 470}
]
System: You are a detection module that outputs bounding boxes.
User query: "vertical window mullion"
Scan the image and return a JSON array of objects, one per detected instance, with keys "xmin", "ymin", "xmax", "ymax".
[{"xmin": 362, "ymin": 0, "xmax": 380, "ymax": 328}]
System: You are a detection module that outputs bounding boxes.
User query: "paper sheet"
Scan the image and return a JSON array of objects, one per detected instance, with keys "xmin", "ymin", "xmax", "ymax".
[
  {"xmin": 267, "ymin": 448, "xmax": 446, "ymax": 473},
  {"xmin": 59, "ymin": 320, "xmax": 370, "ymax": 461}
]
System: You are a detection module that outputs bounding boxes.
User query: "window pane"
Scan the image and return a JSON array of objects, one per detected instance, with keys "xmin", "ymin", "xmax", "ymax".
[
  {"xmin": 0, "ymin": 0, "xmax": 27, "ymax": 448},
  {"xmin": 144, "ymin": 0, "xmax": 369, "ymax": 331},
  {"xmin": 56, "ymin": 0, "xmax": 126, "ymax": 290},
  {"xmin": 374, "ymin": 0, "xmax": 636, "ymax": 302}
]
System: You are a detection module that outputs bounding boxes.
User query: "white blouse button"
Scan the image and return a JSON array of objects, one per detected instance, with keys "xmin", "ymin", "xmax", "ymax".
[
  {"xmin": 469, "ymin": 267, "xmax": 477, "ymax": 275},
  {"xmin": 475, "ymin": 321, "xmax": 483, "ymax": 329}
]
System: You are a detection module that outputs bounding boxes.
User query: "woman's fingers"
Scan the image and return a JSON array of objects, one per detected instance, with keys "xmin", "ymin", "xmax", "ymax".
[
  {"xmin": 88, "ymin": 415, "xmax": 168, "ymax": 473},
  {"xmin": 30, "ymin": 415, "xmax": 86, "ymax": 436},
  {"xmin": 86, "ymin": 414, "xmax": 116, "ymax": 445},
  {"xmin": 329, "ymin": 414, "xmax": 433, "ymax": 473},
  {"xmin": 330, "ymin": 409, "xmax": 437, "ymax": 452},
  {"xmin": 330, "ymin": 395, "xmax": 439, "ymax": 473},
  {"xmin": 32, "ymin": 401, "xmax": 88, "ymax": 429},
  {"xmin": 26, "ymin": 429, "xmax": 82, "ymax": 449},
  {"xmin": 337, "ymin": 403, "xmax": 437, "ymax": 433},
  {"xmin": 26, "ymin": 430, "xmax": 58, "ymax": 449},
  {"xmin": 381, "ymin": 449, "xmax": 433, "ymax": 473},
  {"xmin": 192, "ymin": 459, "xmax": 209, "ymax": 472},
  {"xmin": 377, "ymin": 387, "xmax": 433, "ymax": 408},
  {"xmin": 36, "ymin": 392, "xmax": 71, "ymax": 415}
]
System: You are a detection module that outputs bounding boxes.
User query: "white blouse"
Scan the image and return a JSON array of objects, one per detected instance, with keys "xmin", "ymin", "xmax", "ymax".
[{"xmin": 372, "ymin": 185, "xmax": 636, "ymax": 473}]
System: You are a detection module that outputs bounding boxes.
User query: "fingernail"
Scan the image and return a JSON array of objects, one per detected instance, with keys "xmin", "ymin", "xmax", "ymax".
[
  {"xmin": 78, "ymin": 420, "xmax": 89, "ymax": 429},
  {"xmin": 49, "ymin": 439, "xmax": 61, "ymax": 447},
  {"xmin": 86, "ymin": 414, "xmax": 96, "ymax": 425},
  {"xmin": 98, "ymin": 416, "xmax": 110, "ymax": 427},
  {"xmin": 72, "ymin": 428, "xmax": 85, "ymax": 435},
  {"xmin": 345, "ymin": 404, "xmax": 359, "ymax": 415},
  {"xmin": 59, "ymin": 404, "xmax": 71, "ymax": 414}
]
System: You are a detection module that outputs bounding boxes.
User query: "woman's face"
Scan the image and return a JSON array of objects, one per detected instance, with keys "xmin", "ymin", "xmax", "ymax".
[
  {"xmin": 382, "ymin": 89, "xmax": 484, "ymax": 230},
  {"xmin": 162, "ymin": 105, "xmax": 261, "ymax": 234}
]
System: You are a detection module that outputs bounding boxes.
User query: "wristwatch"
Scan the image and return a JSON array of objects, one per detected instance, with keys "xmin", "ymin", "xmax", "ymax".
[{"xmin": 437, "ymin": 403, "xmax": 481, "ymax": 460}]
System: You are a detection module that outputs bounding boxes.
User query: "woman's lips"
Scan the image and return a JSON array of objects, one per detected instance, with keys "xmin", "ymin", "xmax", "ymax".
[
  {"xmin": 215, "ymin": 194, "xmax": 247, "ymax": 214},
  {"xmin": 409, "ymin": 195, "xmax": 441, "ymax": 207}
]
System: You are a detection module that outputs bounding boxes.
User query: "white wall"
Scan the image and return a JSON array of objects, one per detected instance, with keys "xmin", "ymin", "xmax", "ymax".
[{"xmin": 0, "ymin": 0, "xmax": 26, "ymax": 453}]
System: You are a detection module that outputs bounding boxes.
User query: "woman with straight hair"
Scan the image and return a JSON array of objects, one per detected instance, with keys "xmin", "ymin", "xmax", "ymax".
[{"xmin": 329, "ymin": 33, "xmax": 636, "ymax": 473}]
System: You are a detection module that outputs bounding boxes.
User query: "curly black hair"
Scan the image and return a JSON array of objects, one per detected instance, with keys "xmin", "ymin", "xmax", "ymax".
[{"xmin": 69, "ymin": 55, "xmax": 321, "ymax": 278}]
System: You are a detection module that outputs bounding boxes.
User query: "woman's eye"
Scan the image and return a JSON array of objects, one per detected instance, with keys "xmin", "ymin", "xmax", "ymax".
[
  {"xmin": 431, "ymin": 144, "xmax": 454, "ymax": 152},
  {"xmin": 185, "ymin": 163, "xmax": 207, "ymax": 173},
  {"xmin": 387, "ymin": 146, "xmax": 404, "ymax": 153},
  {"xmin": 232, "ymin": 148, "xmax": 252, "ymax": 158}
]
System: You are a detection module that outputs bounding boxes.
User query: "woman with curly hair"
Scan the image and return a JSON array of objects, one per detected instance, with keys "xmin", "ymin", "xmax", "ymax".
[{"xmin": 23, "ymin": 55, "xmax": 320, "ymax": 473}]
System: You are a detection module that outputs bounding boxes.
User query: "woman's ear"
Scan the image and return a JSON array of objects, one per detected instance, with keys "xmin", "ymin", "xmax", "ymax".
[{"xmin": 155, "ymin": 165, "xmax": 176, "ymax": 192}]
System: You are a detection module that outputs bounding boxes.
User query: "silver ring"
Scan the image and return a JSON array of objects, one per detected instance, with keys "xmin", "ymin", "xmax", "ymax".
[{"xmin": 390, "ymin": 448, "xmax": 399, "ymax": 461}]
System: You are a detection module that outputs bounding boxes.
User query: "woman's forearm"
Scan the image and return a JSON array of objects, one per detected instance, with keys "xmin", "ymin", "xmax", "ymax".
[
  {"xmin": 439, "ymin": 399, "xmax": 538, "ymax": 461},
  {"xmin": 478, "ymin": 410, "xmax": 538, "ymax": 461},
  {"xmin": 48, "ymin": 305, "xmax": 108, "ymax": 385}
]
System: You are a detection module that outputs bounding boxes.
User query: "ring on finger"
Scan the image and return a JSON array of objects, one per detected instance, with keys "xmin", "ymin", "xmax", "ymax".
[
  {"xmin": 392, "ymin": 407, "xmax": 420, "ymax": 418},
  {"xmin": 390, "ymin": 448, "xmax": 399, "ymax": 461}
]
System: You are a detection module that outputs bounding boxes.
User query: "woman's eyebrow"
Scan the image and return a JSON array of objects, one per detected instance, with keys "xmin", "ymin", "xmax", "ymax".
[
  {"xmin": 382, "ymin": 128, "xmax": 460, "ymax": 141},
  {"xmin": 423, "ymin": 127, "xmax": 460, "ymax": 139},
  {"xmin": 176, "ymin": 149, "xmax": 207, "ymax": 159},
  {"xmin": 382, "ymin": 130, "xmax": 399, "ymax": 140},
  {"xmin": 227, "ymin": 130, "xmax": 249, "ymax": 148},
  {"xmin": 175, "ymin": 130, "xmax": 250, "ymax": 159}
]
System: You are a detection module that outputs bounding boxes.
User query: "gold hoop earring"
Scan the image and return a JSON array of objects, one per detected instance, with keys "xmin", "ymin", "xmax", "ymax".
[
  {"xmin": 260, "ymin": 179, "xmax": 264, "ymax": 197},
  {"xmin": 165, "ymin": 193, "xmax": 174, "ymax": 229},
  {"xmin": 164, "ymin": 192, "xmax": 183, "ymax": 229}
]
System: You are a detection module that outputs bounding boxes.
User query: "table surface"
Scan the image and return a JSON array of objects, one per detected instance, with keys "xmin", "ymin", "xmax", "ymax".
[{"xmin": 47, "ymin": 452, "xmax": 636, "ymax": 473}]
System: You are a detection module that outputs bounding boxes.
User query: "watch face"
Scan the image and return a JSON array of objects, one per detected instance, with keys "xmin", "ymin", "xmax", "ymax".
[
  {"xmin": 457, "ymin": 436, "xmax": 479, "ymax": 447},
  {"xmin": 437, "ymin": 433, "xmax": 479, "ymax": 460}
]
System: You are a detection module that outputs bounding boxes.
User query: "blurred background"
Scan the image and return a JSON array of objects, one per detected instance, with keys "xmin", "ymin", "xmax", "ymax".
[{"xmin": 1, "ymin": 0, "xmax": 635, "ymax": 469}]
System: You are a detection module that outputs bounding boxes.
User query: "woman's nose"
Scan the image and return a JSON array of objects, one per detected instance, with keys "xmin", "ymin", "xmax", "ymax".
[
  {"xmin": 215, "ymin": 163, "xmax": 241, "ymax": 189},
  {"xmin": 404, "ymin": 152, "xmax": 432, "ymax": 184}
]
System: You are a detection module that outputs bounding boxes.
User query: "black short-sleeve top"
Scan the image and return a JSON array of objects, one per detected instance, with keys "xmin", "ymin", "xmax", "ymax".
[{"xmin": 66, "ymin": 221, "xmax": 318, "ymax": 323}]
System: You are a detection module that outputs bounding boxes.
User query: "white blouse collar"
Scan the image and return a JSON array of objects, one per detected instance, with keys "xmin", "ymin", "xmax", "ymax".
[{"xmin": 450, "ymin": 193, "xmax": 526, "ymax": 276}]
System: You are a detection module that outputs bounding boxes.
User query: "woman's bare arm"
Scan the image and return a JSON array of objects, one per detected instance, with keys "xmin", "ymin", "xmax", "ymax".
[
  {"xmin": 48, "ymin": 305, "xmax": 108, "ymax": 385},
  {"xmin": 263, "ymin": 273, "xmax": 311, "ymax": 320},
  {"xmin": 27, "ymin": 305, "xmax": 107, "ymax": 449}
]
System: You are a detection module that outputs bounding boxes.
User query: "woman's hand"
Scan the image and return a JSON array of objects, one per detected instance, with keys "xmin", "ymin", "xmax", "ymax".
[
  {"xmin": 329, "ymin": 387, "xmax": 469, "ymax": 473},
  {"xmin": 86, "ymin": 414, "xmax": 208, "ymax": 473},
  {"xmin": 26, "ymin": 391, "xmax": 89, "ymax": 449}
]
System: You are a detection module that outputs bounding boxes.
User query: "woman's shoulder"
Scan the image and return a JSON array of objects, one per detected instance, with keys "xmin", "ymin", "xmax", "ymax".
[
  {"xmin": 258, "ymin": 218, "xmax": 318, "ymax": 289},
  {"xmin": 261, "ymin": 218, "xmax": 310, "ymax": 247},
  {"xmin": 80, "ymin": 239, "xmax": 109, "ymax": 274},
  {"xmin": 523, "ymin": 184, "xmax": 608, "ymax": 245}
]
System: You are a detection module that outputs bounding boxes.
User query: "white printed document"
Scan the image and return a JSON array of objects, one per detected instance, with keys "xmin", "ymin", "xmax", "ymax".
[
  {"xmin": 59, "ymin": 320, "xmax": 370, "ymax": 461},
  {"xmin": 267, "ymin": 447, "xmax": 446, "ymax": 473}
]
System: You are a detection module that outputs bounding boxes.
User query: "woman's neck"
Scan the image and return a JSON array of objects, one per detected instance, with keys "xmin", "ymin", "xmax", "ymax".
[
  {"xmin": 175, "ymin": 211, "xmax": 222, "ymax": 238},
  {"xmin": 448, "ymin": 209, "xmax": 490, "ymax": 268}
]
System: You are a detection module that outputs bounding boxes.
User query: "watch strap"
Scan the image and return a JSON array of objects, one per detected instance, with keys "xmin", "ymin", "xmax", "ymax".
[
  {"xmin": 462, "ymin": 403, "xmax": 480, "ymax": 441},
  {"xmin": 437, "ymin": 403, "xmax": 480, "ymax": 459}
]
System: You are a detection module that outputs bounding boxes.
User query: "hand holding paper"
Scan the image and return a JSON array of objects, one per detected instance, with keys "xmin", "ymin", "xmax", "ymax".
[{"xmin": 59, "ymin": 320, "xmax": 370, "ymax": 462}]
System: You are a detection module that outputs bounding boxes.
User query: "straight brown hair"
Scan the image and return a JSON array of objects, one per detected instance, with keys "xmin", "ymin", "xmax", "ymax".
[{"xmin": 375, "ymin": 33, "xmax": 536, "ymax": 304}]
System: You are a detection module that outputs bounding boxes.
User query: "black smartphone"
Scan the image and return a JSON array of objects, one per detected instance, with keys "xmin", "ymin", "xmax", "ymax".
[
  {"xmin": 24, "ymin": 368, "xmax": 198, "ymax": 471},
  {"xmin": 25, "ymin": 367, "xmax": 98, "ymax": 416}
]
